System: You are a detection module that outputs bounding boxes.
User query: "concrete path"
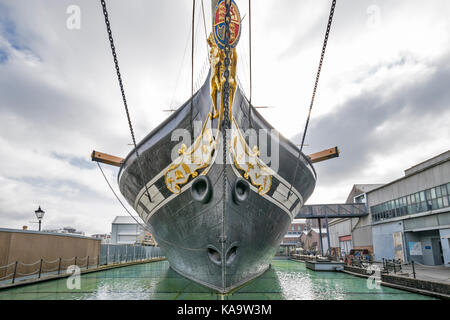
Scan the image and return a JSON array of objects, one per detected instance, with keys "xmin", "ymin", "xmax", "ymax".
[{"xmin": 372, "ymin": 262, "xmax": 450, "ymax": 284}]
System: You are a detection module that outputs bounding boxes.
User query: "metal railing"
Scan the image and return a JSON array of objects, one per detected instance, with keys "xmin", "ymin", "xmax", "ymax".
[
  {"xmin": 0, "ymin": 246, "xmax": 164, "ymax": 286},
  {"xmin": 296, "ymin": 203, "xmax": 368, "ymax": 219}
]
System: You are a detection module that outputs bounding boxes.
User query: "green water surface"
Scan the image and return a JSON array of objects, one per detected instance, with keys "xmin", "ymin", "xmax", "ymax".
[{"xmin": 0, "ymin": 260, "xmax": 435, "ymax": 300}]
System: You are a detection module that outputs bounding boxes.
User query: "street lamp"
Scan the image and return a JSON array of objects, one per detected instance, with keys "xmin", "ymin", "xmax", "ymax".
[{"xmin": 34, "ymin": 206, "xmax": 45, "ymax": 231}]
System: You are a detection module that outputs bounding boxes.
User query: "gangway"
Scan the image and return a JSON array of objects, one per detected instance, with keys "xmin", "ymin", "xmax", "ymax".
[
  {"xmin": 296, "ymin": 203, "xmax": 368, "ymax": 219},
  {"xmin": 295, "ymin": 203, "xmax": 368, "ymax": 257}
]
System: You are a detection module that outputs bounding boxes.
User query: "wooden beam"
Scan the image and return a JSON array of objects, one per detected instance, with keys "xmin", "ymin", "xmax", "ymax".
[
  {"xmin": 308, "ymin": 147, "xmax": 340, "ymax": 164},
  {"xmin": 91, "ymin": 150, "xmax": 124, "ymax": 167}
]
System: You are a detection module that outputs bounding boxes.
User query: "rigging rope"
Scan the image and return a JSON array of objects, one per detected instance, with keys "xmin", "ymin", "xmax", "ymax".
[
  {"xmin": 287, "ymin": 0, "xmax": 337, "ymax": 199},
  {"xmin": 97, "ymin": 162, "xmax": 202, "ymax": 252},
  {"xmin": 201, "ymin": 0, "xmax": 209, "ymax": 50},
  {"xmin": 97, "ymin": 162, "xmax": 151, "ymax": 233},
  {"xmin": 100, "ymin": 0, "xmax": 153, "ymax": 203}
]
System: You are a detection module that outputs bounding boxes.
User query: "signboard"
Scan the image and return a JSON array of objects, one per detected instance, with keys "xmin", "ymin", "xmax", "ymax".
[
  {"xmin": 213, "ymin": 0, "xmax": 241, "ymax": 49},
  {"xmin": 408, "ymin": 241, "xmax": 423, "ymax": 256}
]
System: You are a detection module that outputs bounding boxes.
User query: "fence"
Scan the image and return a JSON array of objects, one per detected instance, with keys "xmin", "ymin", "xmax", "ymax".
[
  {"xmin": 99, "ymin": 244, "xmax": 163, "ymax": 265},
  {"xmin": 0, "ymin": 245, "xmax": 164, "ymax": 287}
]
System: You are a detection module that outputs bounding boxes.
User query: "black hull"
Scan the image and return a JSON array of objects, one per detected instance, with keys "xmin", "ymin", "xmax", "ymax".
[{"xmin": 118, "ymin": 72, "xmax": 316, "ymax": 292}]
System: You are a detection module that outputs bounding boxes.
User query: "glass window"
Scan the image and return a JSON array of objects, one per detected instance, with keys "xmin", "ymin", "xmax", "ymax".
[
  {"xmin": 420, "ymin": 191, "xmax": 426, "ymax": 202},
  {"xmin": 432, "ymin": 199, "xmax": 438, "ymax": 210},
  {"xmin": 444, "ymin": 197, "xmax": 449, "ymax": 207},
  {"xmin": 436, "ymin": 187, "xmax": 442, "ymax": 197},
  {"xmin": 410, "ymin": 195, "xmax": 415, "ymax": 204},
  {"xmin": 437, "ymin": 198, "xmax": 443, "ymax": 209},
  {"xmin": 431, "ymin": 188, "xmax": 437, "ymax": 199},
  {"xmin": 425, "ymin": 189, "xmax": 431, "ymax": 200},
  {"xmin": 395, "ymin": 199, "xmax": 399, "ymax": 208},
  {"xmin": 442, "ymin": 185, "xmax": 448, "ymax": 196},
  {"xmin": 426, "ymin": 199, "xmax": 432, "ymax": 211},
  {"xmin": 418, "ymin": 202, "xmax": 424, "ymax": 212},
  {"xmin": 415, "ymin": 193, "xmax": 420, "ymax": 203}
]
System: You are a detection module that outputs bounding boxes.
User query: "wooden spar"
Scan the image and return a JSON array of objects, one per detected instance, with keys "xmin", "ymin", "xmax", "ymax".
[
  {"xmin": 91, "ymin": 150, "xmax": 123, "ymax": 167},
  {"xmin": 308, "ymin": 147, "xmax": 340, "ymax": 164}
]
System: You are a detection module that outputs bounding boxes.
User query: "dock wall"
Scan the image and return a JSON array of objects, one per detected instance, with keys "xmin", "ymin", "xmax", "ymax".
[{"xmin": 0, "ymin": 228, "xmax": 101, "ymax": 279}]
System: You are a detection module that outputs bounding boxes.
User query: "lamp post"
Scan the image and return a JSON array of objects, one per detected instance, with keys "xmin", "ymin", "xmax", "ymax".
[{"xmin": 34, "ymin": 206, "xmax": 45, "ymax": 231}]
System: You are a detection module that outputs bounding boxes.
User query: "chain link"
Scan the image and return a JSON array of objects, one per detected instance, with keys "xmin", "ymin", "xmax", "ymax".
[
  {"xmin": 100, "ymin": 0, "xmax": 152, "ymax": 203},
  {"xmin": 220, "ymin": 0, "xmax": 232, "ymax": 288},
  {"xmin": 288, "ymin": 0, "xmax": 337, "ymax": 199},
  {"xmin": 222, "ymin": 0, "xmax": 232, "ymax": 213}
]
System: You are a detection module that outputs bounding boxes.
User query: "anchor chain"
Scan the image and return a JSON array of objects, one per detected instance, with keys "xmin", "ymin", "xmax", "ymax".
[
  {"xmin": 222, "ymin": 0, "xmax": 232, "ymax": 215},
  {"xmin": 100, "ymin": 0, "xmax": 152, "ymax": 203},
  {"xmin": 221, "ymin": 0, "xmax": 232, "ymax": 289},
  {"xmin": 287, "ymin": 0, "xmax": 337, "ymax": 199}
]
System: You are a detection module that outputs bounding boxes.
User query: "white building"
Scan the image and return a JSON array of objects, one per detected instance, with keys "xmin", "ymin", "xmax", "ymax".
[
  {"xmin": 369, "ymin": 150, "xmax": 450, "ymax": 266},
  {"xmin": 111, "ymin": 216, "xmax": 145, "ymax": 245}
]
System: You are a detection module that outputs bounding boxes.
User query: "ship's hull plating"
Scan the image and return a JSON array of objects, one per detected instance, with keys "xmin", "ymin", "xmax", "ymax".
[{"xmin": 118, "ymin": 72, "xmax": 316, "ymax": 293}]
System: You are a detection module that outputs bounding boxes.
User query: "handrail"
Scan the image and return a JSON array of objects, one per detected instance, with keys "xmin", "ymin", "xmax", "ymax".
[
  {"xmin": 0, "ymin": 249, "xmax": 165, "ymax": 286},
  {"xmin": 0, "ymin": 262, "xmax": 16, "ymax": 269}
]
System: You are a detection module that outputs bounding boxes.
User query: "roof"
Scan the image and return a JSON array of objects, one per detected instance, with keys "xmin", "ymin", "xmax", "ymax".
[
  {"xmin": 305, "ymin": 228, "xmax": 328, "ymax": 236},
  {"xmin": 345, "ymin": 184, "xmax": 385, "ymax": 203},
  {"xmin": 0, "ymin": 228, "xmax": 99, "ymax": 240},
  {"xmin": 404, "ymin": 149, "xmax": 450, "ymax": 176},
  {"xmin": 112, "ymin": 216, "xmax": 142, "ymax": 225}
]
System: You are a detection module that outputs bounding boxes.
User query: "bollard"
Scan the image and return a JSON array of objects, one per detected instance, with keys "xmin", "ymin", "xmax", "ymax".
[
  {"xmin": 86, "ymin": 256, "xmax": 89, "ymax": 270},
  {"xmin": 58, "ymin": 257, "xmax": 62, "ymax": 275},
  {"xmin": 12, "ymin": 261, "xmax": 18, "ymax": 284},
  {"xmin": 38, "ymin": 259, "xmax": 43, "ymax": 279},
  {"xmin": 97, "ymin": 255, "xmax": 100, "ymax": 268},
  {"xmin": 412, "ymin": 260, "xmax": 416, "ymax": 279}
]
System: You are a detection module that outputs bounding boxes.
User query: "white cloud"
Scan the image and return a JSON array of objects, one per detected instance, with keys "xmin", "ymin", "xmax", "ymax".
[{"xmin": 0, "ymin": 0, "xmax": 449, "ymax": 233}]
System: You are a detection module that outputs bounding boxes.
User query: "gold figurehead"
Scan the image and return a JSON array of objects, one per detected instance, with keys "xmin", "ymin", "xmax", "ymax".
[
  {"xmin": 207, "ymin": 32, "xmax": 237, "ymax": 121},
  {"xmin": 163, "ymin": 29, "xmax": 272, "ymax": 196}
]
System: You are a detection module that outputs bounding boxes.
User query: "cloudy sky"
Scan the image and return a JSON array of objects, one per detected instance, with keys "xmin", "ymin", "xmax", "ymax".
[{"xmin": 0, "ymin": 0, "xmax": 449, "ymax": 235}]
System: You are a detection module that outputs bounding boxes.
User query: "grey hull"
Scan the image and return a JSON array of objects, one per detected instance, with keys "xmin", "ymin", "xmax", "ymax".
[{"xmin": 118, "ymin": 72, "xmax": 316, "ymax": 293}]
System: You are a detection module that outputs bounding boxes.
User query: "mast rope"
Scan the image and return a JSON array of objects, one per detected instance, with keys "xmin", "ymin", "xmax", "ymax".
[
  {"xmin": 287, "ymin": 0, "xmax": 337, "ymax": 199},
  {"xmin": 97, "ymin": 162, "xmax": 206, "ymax": 251},
  {"xmin": 100, "ymin": 0, "xmax": 153, "ymax": 203},
  {"xmin": 201, "ymin": 0, "xmax": 209, "ymax": 44},
  {"xmin": 97, "ymin": 162, "xmax": 151, "ymax": 233}
]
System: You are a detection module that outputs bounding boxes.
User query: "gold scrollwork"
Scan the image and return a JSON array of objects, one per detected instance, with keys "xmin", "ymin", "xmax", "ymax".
[
  {"xmin": 230, "ymin": 117, "xmax": 273, "ymax": 195},
  {"xmin": 164, "ymin": 113, "xmax": 218, "ymax": 194}
]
